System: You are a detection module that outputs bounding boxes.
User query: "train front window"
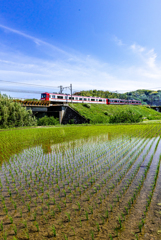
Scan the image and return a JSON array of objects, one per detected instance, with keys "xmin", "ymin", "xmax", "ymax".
[{"xmin": 41, "ymin": 94, "xmax": 46, "ymax": 98}]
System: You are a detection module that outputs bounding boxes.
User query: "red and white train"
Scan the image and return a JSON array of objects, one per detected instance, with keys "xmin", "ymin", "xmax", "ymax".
[{"xmin": 41, "ymin": 92, "xmax": 141, "ymax": 105}]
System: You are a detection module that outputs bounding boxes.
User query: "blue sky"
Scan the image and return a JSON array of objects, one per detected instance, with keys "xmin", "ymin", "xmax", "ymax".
[{"xmin": 0, "ymin": 0, "xmax": 161, "ymax": 98}]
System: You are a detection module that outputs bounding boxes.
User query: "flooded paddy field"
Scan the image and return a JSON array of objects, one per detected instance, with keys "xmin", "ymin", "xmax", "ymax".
[{"xmin": 0, "ymin": 124, "xmax": 161, "ymax": 239}]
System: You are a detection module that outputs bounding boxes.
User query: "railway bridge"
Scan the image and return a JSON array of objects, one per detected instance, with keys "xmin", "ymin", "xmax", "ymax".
[
  {"xmin": 150, "ymin": 106, "xmax": 161, "ymax": 112},
  {"xmin": 14, "ymin": 100, "xmax": 88, "ymax": 124}
]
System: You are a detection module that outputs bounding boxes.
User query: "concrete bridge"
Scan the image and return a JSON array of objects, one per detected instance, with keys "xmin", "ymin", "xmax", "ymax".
[{"xmin": 25, "ymin": 104, "xmax": 88, "ymax": 124}]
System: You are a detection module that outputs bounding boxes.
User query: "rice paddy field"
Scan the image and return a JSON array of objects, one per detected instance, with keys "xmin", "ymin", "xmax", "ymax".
[{"xmin": 0, "ymin": 124, "xmax": 161, "ymax": 240}]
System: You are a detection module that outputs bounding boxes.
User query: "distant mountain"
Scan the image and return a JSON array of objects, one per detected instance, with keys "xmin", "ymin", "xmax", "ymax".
[{"xmin": 73, "ymin": 89, "xmax": 161, "ymax": 106}]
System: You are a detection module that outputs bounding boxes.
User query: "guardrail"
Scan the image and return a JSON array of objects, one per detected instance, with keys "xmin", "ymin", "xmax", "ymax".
[{"xmin": 13, "ymin": 100, "xmax": 50, "ymax": 106}]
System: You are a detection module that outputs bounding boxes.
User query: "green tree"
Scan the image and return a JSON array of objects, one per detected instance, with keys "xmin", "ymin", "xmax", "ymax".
[{"xmin": 0, "ymin": 94, "xmax": 37, "ymax": 128}]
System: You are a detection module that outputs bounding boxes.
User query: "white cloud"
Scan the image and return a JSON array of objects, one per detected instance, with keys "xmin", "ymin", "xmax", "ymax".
[
  {"xmin": 0, "ymin": 25, "xmax": 161, "ymax": 97},
  {"xmin": 113, "ymin": 36, "xmax": 124, "ymax": 46},
  {"xmin": 130, "ymin": 44, "xmax": 145, "ymax": 53},
  {"xmin": 130, "ymin": 43, "xmax": 157, "ymax": 69},
  {"xmin": 0, "ymin": 24, "xmax": 68, "ymax": 55}
]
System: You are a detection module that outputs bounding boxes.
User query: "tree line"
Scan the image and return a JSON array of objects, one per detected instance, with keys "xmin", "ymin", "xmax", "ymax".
[{"xmin": 74, "ymin": 89, "xmax": 161, "ymax": 105}]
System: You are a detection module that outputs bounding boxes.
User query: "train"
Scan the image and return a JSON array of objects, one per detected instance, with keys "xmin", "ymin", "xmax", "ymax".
[{"xmin": 41, "ymin": 92, "xmax": 142, "ymax": 105}]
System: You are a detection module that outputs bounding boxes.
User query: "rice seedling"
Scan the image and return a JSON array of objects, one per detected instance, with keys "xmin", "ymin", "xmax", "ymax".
[
  {"xmin": 3, "ymin": 231, "xmax": 7, "ymax": 240},
  {"xmin": 0, "ymin": 220, "xmax": 3, "ymax": 231},
  {"xmin": 110, "ymin": 205, "xmax": 113, "ymax": 212},
  {"xmin": 91, "ymin": 230, "xmax": 94, "ymax": 240},
  {"xmin": 57, "ymin": 204, "xmax": 61, "ymax": 212},
  {"xmin": 109, "ymin": 234, "xmax": 113, "ymax": 240},
  {"xmin": 85, "ymin": 211, "xmax": 88, "ymax": 220},
  {"xmin": 35, "ymin": 221, "xmax": 39, "ymax": 231},
  {"xmin": 8, "ymin": 215, "xmax": 13, "ymax": 224},
  {"xmin": 63, "ymin": 233, "xmax": 68, "ymax": 240},
  {"xmin": 22, "ymin": 230, "xmax": 29, "ymax": 239},
  {"xmin": 51, "ymin": 225, "xmax": 56, "ymax": 236},
  {"xmin": 80, "ymin": 219, "xmax": 82, "ymax": 227},
  {"xmin": 96, "ymin": 222, "xmax": 100, "ymax": 232},
  {"xmin": 65, "ymin": 212, "xmax": 71, "ymax": 221},
  {"xmin": 77, "ymin": 202, "xmax": 81, "ymax": 211},
  {"xmin": 23, "ymin": 220, "xmax": 27, "ymax": 228},
  {"xmin": 13, "ymin": 224, "xmax": 17, "ymax": 235}
]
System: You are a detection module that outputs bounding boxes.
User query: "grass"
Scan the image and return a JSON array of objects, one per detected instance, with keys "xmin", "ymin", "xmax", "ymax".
[{"xmin": 69, "ymin": 103, "xmax": 161, "ymax": 123}]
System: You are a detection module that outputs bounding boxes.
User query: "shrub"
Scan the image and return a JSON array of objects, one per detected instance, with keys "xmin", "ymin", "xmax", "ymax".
[
  {"xmin": 90, "ymin": 116, "xmax": 106, "ymax": 124},
  {"xmin": 82, "ymin": 103, "xmax": 91, "ymax": 108},
  {"xmin": 109, "ymin": 110, "xmax": 143, "ymax": 123},
  {"xmin": 0, "ymin": 94, "xmax": 37, "ymax": 128},
  {"xmin": 69, "ymin": 119, "xmax": 75, "ymax": 124},
  {"xmin": 37, "ymin": 116, "xmax": 59, "ymax": 126},
  {"xmin": 104, "ymin": 111, "xmax": 108, "ymax": 115}
]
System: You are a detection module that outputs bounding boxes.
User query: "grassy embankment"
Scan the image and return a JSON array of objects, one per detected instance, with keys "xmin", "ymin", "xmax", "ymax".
[{"xmin": 69, "ymin": 103, "xmax": 161, "ymax": 123}]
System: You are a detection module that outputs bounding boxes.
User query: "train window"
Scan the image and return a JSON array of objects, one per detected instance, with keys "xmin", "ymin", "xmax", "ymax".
[
  {"xmin": 91, "ymin": 99, "xmax": 95, "ymax": 101},
  {"xmin": 79, "ymin": 98, "xmax": 82, "ymax": 100},
  {"xmin": 41, "ymin": 94, "xmax": 46, "ymax": 98},
  {"xmin": 99, "ymin": 99, "xmax": 102, "ymax": 102},
  {"xmin": 84, "ymin": 98, "xmax": 87, "ymax": 101},
  {"xmin": 69, "ymin": 97, "xmax": 74, "ymax": 100},
  {"xmin": 96, "ymin": 99, "xmax": 98, "ymax": 101},
  {"xmin": 76, "ymin": 97, "xmax": 78, "ymax": 100},
  {"xmin": 88, "ymin": 98, "xmax": 90, "ymax": 101},
  {"xmin": 57, "ymin": 96, "xmax": 63, "ymax": 99},
  {"xmin": 52, "ymin": 95, "xmax": 55, "ymax": 98}
]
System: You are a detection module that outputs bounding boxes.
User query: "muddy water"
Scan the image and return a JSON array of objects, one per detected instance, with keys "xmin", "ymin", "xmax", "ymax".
[{"xmin": 0, "ymin": 127, "xmax": 161, "ymax": 239}]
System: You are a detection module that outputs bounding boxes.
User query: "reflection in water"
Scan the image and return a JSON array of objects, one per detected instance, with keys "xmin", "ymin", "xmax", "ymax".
[{"xmin": 41, "ymin": 133, "xmax": 111, "ymax": 155}]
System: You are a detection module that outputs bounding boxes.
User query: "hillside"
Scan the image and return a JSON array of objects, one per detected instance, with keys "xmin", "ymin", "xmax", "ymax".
[
  {"xmin": 74, "ymin": 89, "xmax": 161, "ymax": 106},
  {"xmin": 69, "ymin": 103, "xmax": 161, "ymax": 123}
]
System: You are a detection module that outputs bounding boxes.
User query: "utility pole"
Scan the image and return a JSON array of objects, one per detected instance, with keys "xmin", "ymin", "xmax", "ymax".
[
  {"xmin": 57, "ymin": 84, "xmax": 73, "ymax": 102},
  {"xmin": 70, "ymin": 84, "xmax": 72, "ymax": 103},
  {"xmin": 59, "ymin": 85, "xmax": 63, "ymax": 94}
]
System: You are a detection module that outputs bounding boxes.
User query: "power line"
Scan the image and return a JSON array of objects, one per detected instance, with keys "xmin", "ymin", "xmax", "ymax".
[
  {"xmin": 0, "ymin": 88, "xmax": 43, "ymax": 94},
  {"xmin": 0, "ymin": 79, "xmax": 58, "ymax": 88}
]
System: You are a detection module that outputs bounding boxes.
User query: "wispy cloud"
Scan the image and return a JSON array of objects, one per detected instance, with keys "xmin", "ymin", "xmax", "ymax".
[
  {"xmin": 0, "ymin": 25, "xmax": 161, "ymax": 97},
  {"xmin": 113, "ymin": 36, "xmax": 124, "ymax": 46},
  {"xmin": 130, "ymin": 43, "xmax": 157, "ymax": 68},
  {"xmin": 0, "ymin": 24, "xmax": 68, "ymax": 55}
]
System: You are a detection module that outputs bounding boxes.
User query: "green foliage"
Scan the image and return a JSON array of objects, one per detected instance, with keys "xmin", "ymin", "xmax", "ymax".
[
  {"xmin": 69, "ymin": 103, "xmax": 161, "ymax": 123},
  {"xmin": 37, "ymin": 116, "xmax": 59, "ymax": 126},
  {"xmin": 68, "ymin": 119, "xmax": 75, "ymax": 124},
  {"xmin": 109, "ymin": 110, "xmax": 143, "ymax": 123},
  {"xmin": 0, "ymin": 94, "xmax": 37, "ymax": 128},
  {"xmin": 74, "ymin": 89, "xmax": 161, "ymax": 106},
  {"xmin": 82, "ymin": 103, "xmax": 91, "ymax": 108}
]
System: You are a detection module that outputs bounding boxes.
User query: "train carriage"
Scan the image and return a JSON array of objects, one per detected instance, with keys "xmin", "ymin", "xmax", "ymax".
[{"xmin": 41, "ymin": 92, "xmax": 141, "ymax": 105}]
